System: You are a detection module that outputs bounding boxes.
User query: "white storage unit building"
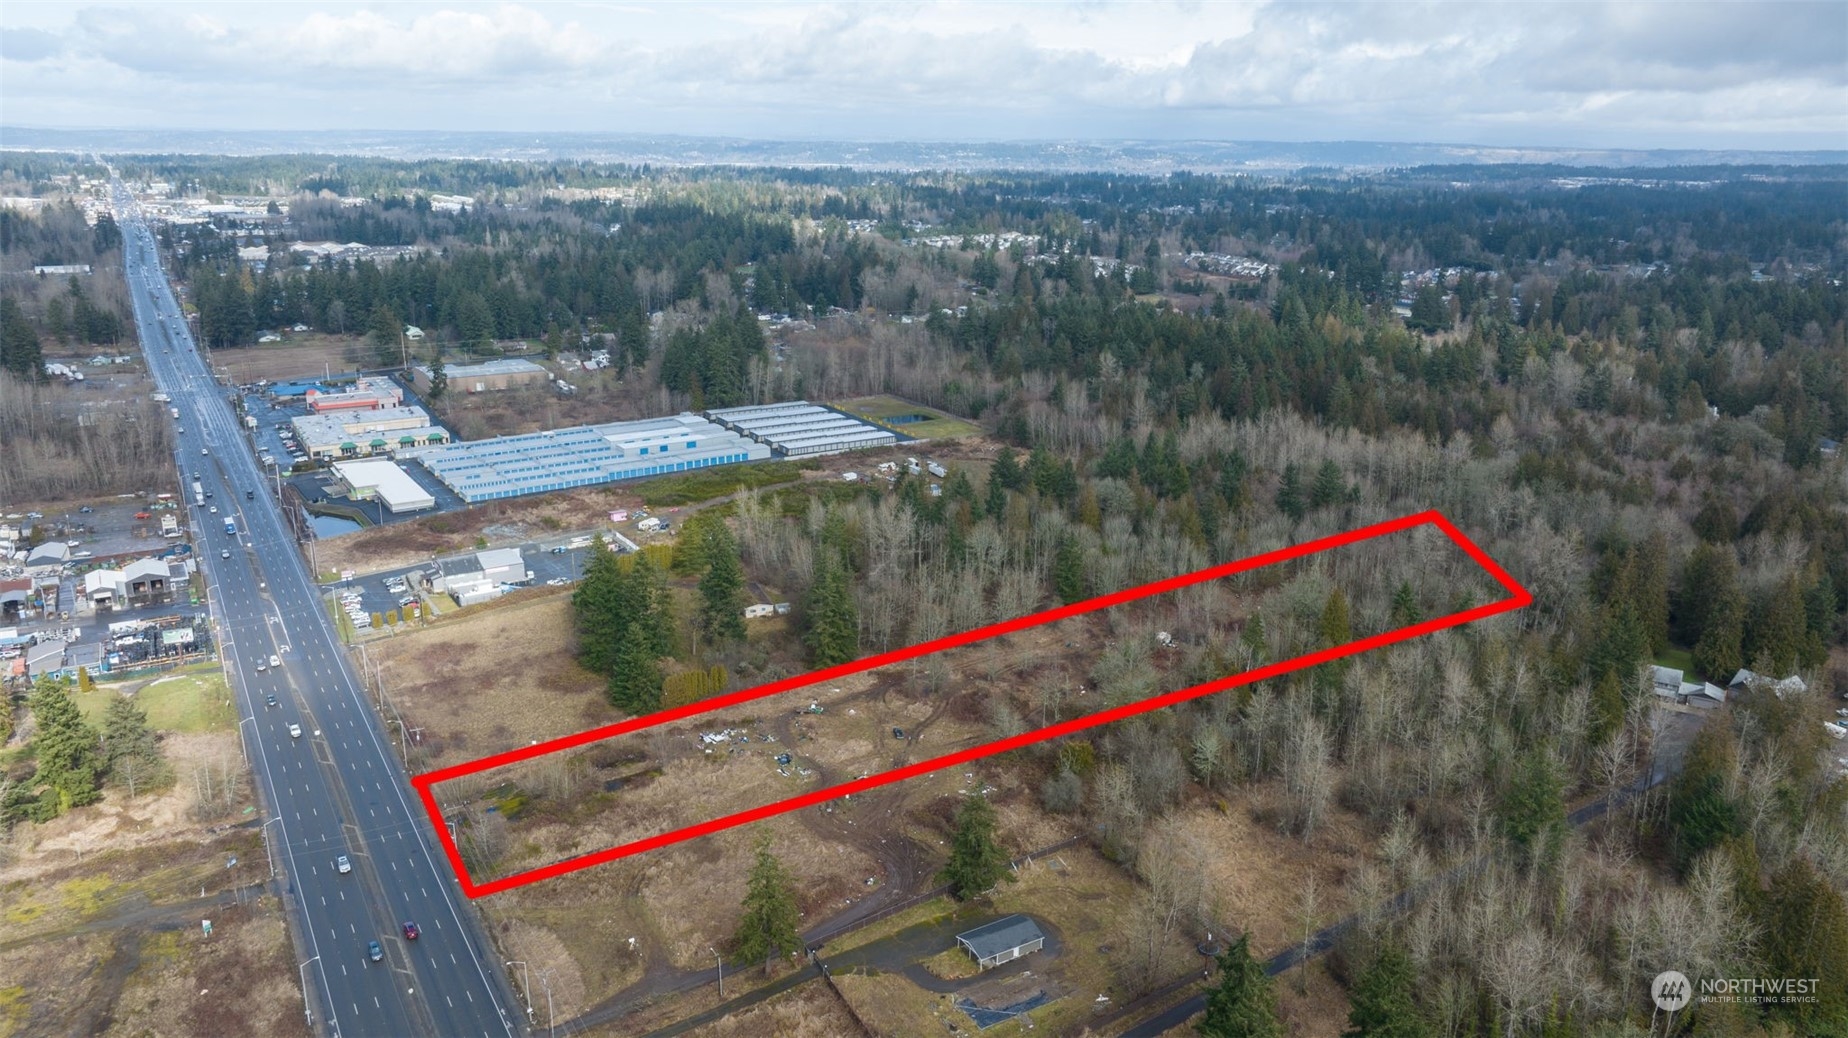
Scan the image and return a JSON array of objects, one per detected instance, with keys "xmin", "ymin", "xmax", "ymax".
[{"xmin": 703, "ymin": 401, "xmax": 898, "ymax": 457}]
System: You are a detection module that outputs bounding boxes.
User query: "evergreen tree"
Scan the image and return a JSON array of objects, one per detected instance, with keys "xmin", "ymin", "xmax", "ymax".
[
  {"xmin": 27, "ymin": 678, "xmax": 102, "ymax": 816},
  {"xmin": 1390, "ymin": 582, "xmax": 1420, "ymax": 627},
  {"xmin": 1668, "ymin": 727, "xmax": 1740, "ymax": 876},
  {"xmin": 630, "ymin": 552, "xmax": 675, "ymax": 658},
  {"xmin": 573, "ymin": 540, "xmax": 627, "ymax": 675},
  {"xmin": 1691, "ymin": 586, "xmax": 1744, "ymax": 682},
  {"xmin": 1053, "ymin": 534, "xmax": 1086, "ymax": 605},
  {"xmin": 1345, "ymin": 943, "xmax": 1428, "ymax": 1037},
  {"xmin": 804, "ymin": 551, "xmax": 859, "ymax": 667},
  {"xmin": 607, "ymin": 620, "xmax": 662, "ymax": 715},
  {"xmin": 428, "ymin": 358, "xmax": 448, "ymax": 399},
  {"xmin": 1757, "ymin": 857, "xmax": 1848, "ymax": 1032},
  {"xmin": 1198, "ymin": 933, "xmax": 1283, "ymax": 1038},
  {"xmin": 1240, "ymin": 614, "xmax": 1267, "ymax": 664},
  {"xmin": 940, "ymin": 796, "xmax": 1012, "ymax": 900},
  {"xmin": 1276, "ymin": 464, "xmax": 1307, "ymax": 523},
  {"xmin": 1, "ymin": 296, "xmax": 44, "ymax": 381},
  {"xmin": 986, "ymin": 447, "xmax": 1024, "ymax": 518},
  {"xmin": 697, "ymin": 523, "xmax": 747, "ymax": 643},
  {"xmin": 1499, "ymin": 747, "xmax": 1565, "ymax": 865},
  {"xmin": 1588, "ymin": 669, "xmax": 1624, "ymax": 746},
  {"xmin": 1747, "ymin": 574, "xmax": 1809, "ymax": 676},
  {"xmin": 1632, "ymin": 530, "xmax": 1671, "ymax": 654},
  {"xmin": 1309, "ymin": 460, "xmax": 1345, "ymax": 511},
  {"xmin": 1319, "ymin": 588, "xmax": 1351, "ymax": 647},
  {"xmin": 100, "ymin": 697, "xmax": 169, "ymax": 795},
  {"xmin": 1407, "ymin": 284, "xmax": 1451, "ymax": 333},
  {"xmin": 732, "ymin": 839, "xmax": 801, "ymax": 972}
]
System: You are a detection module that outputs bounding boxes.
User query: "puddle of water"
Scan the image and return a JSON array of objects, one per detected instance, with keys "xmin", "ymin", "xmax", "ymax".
[{"xmin": 309, "ymin": 514, "xmax": 364, "ymax": 538}]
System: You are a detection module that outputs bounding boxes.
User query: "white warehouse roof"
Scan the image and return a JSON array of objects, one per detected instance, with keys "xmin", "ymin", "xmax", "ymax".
[{"xmin": 332, "ymin": 458, "xmax": 437, "ymax": 513}]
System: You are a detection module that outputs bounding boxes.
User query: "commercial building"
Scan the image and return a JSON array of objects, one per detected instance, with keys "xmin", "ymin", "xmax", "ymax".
[
  {"xmin": 410, "ymin": 414, "xmax": 770, "ymax": 503},
  {"xmin": 433, "ymin": 547, "xmax": 531, "ymax": 605},
  {"xmin": 305, "ymin": 376, "xmax": 404, "ymax": 414},
  {"xmin": 330, "ymin": 458, "xmax": 438, "ymax": 513},
  {"xmin": 409, "ymin": 358, "xmax": 549, "ymax": 395},
  {"xmin": 705, "ymin": 401, "xmax": 896, "ymax": 457},
  {"xmin": 291, "ymin": 406, "xmax": 450, "ymax": 461}
]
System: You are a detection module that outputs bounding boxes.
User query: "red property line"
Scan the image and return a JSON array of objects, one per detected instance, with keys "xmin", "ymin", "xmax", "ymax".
[{"xmin": 413, "ymin": 509, "xmax": 1530, "ymax": 897}]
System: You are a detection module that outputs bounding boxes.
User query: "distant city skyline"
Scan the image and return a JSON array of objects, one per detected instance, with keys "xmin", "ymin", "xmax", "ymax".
[{"xmin": 2, "ymin": 1, "xmax": 1844, "ymax": 151}]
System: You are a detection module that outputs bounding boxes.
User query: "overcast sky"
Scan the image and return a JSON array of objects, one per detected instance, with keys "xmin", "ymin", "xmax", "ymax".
[{"xmin": 2, "ymin": 1, "xmax": 1844, "ymax": 149}]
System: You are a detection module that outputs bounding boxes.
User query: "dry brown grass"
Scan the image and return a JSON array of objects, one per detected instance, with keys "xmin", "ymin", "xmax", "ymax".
[
  {"xmin": 209, "ymin": 334, "xmax": 374, "ymax": 384},
  {"xmin": 371, "ymin": 593, "xmax": 625, "ymax": 770},
  {"xmin": 315, "ymin": 483, "xmax": 650, "ymax": 576},
  {"xmin": 1179, "ymin": 790, "xmax": 1365, "ymax": 956},
  {"xmin": 1274, "ymin": 958, "xmax": 1354, "ymax": 1038},
  {"xmin": 101, "ymin": 905, "xmax": 308, "ymax": 1038},
  {"xmin": 678, "ymin": 982, "xmax": 867, "ymax": 1038},
  {"xmin": 831, "ymin": 972, "xmax": 961, "ymax": 1038}
]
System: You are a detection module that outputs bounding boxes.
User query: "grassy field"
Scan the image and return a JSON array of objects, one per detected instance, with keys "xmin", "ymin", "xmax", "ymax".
[
  {"xmin": 76, "ymin": 666, "xmax": 235, "ymax": 734},
  {"xmin": 1655, "ymin": 646, "xmax": 1698, "ymax": 677},
  {"xmin": 835, "ymin": 395, "xmax": 982, "ymax": 440},
  {"xmin": 634, "ymin": 459, "xmax": 817, "ymax": 507}
]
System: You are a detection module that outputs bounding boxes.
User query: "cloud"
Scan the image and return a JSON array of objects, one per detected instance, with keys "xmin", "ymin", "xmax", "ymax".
[
  {"xmin": 1, "ymin": 1, "xmax": 1842, "ymax": 148},
  {"xmin": 0, "ymin": 26, "xmax": 64, "ymax": 62}
]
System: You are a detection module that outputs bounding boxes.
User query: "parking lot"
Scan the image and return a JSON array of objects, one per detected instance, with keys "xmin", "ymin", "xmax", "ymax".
[
  {"xmin": 235, "ymin": 378, "xmax": 468, "ymax": 533},
  {"xmin": 320, "ymin": 533, "xmax": 627, "ymax": 621}
]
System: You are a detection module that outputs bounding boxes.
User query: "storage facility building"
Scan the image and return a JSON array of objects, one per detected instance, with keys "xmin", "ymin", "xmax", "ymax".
[
  {"xmin": 704, "ymin": 401, "xmax": 897, "ymax": 456},
  {"xmin": 409, "ymin": 414, "xmax": 770, "ymax": 503},
  {"xmin": 330, "ymin": 458, "xmax": 438, "ymax": 513}
]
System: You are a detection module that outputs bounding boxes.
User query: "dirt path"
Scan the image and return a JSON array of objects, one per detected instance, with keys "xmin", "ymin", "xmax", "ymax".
[{"xmin": 0, "ymin": 880, "xmax": 274, "ymax": 954}]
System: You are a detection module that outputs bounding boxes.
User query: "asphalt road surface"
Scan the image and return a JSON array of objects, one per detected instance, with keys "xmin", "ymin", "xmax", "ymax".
[{"xmin": 111, "ymin": 181, "xmax": 521, "ymax": 1038}]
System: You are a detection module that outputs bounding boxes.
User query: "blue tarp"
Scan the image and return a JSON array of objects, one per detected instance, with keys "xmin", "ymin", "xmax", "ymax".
[{"xmin": 957, "ymin": 991, "xmax": 1051, "ymax": 1029}]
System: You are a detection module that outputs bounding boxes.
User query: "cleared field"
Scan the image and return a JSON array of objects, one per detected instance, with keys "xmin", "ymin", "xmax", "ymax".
[
  {"xmin": 205, "ymin": 334, "xmax": 374, "ymax": 383},
  {"xmin": 313, "ymin": 484, "xmax": 645, "ymax": 577},
  {"xmin": 679, "ymin": 982, "xmax": 865, "ymax": 1038},
  {"xmin": 633, "ymin": 459, "xmax": 815, "ymax": 507},
  {"xmin": 76, "ymin": 666, "xmax": 235, "ymax": 735},
  {"xmin": 0, "ymin": 721, "xmax": 295, "ymax": 1037},
  {"xmin": 368, "ymin": 592, "xmax": 623, "ymax": 771},
  {"xmin": 835, "ymin": 394, "xmax": 982, "ymax": 440}
]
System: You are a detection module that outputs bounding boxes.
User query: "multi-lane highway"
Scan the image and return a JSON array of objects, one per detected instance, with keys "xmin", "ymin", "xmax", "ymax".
[{"xmin": 110, "ymin": 182, "xmax": 521, "ymax": 1038}]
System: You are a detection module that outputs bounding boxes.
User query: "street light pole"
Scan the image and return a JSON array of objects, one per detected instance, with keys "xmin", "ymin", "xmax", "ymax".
[
  {"xmin": 711, "ymin": 947, "xmax": 723, "ymax": 997},
  {"xmin": 504, "ymin": 960, "xmax": 533, "ymax": 1020},
  {"xmin": 260, "ymin": 816, "xmax": 283, "ymax": 878},
  {"xmin": 298, "ymin": 956, "xmax": 320, "ymax": 1027}
]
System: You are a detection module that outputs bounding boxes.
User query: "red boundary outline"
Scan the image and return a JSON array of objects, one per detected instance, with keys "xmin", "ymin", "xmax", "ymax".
[{"xmin": 413, "ymin": 509, "xmax": 1529, "ymax": 897}]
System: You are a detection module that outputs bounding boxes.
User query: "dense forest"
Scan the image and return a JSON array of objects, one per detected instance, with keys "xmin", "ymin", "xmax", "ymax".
[{"xmin": 2, "ymin": 149, "xmax": 1845, "ymax": 1034}]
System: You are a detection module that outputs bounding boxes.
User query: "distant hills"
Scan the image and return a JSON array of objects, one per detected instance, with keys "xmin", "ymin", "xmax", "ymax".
[{"xmin": 3, "ymin": 126, "xmax": 1843, "ymax": 172}]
